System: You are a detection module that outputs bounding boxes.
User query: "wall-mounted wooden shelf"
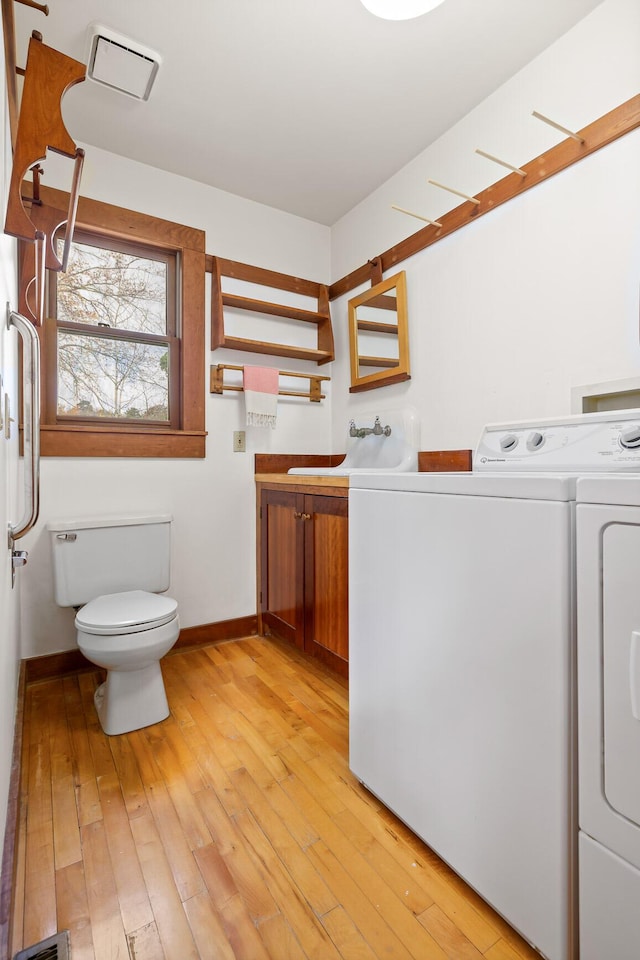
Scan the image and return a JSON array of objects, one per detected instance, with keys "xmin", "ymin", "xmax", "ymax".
[
  {"xmin": 209, "ymin": 256, "xmax": 334, "ymax": 364},
  {"xmin": 210, "ymin": 363, "xmax": 330, "ymax": 402}
]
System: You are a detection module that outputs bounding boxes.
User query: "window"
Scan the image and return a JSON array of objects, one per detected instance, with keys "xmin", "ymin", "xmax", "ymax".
[
  {"xmin": 50, "ymin": 231, "xmax": 177, "ymax": 425},
  {"xmin": 19, "ymin": 185, "xmax": 206, "ymax": 457}
]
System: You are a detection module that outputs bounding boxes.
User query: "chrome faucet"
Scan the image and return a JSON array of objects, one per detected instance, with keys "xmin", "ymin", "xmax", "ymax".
[{"xmin": 349, "ymin": 416, "xmax": 392, "ymax": 438}]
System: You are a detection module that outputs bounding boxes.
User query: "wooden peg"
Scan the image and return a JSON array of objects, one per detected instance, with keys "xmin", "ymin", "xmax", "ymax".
[
  {"xmin": 427, "ymin": 179, "xmax": 480, "ymax": 204},
  {"xmin": 391, "ymin": 204, "xmax": 443, "ymax": 228},
  {"xmin": 475, "ymin": 149, "xmax": 526, "ymax": 177},
  {"xmin": 532, "ymin": 111, "xmax": 584, "ymax": 143}
]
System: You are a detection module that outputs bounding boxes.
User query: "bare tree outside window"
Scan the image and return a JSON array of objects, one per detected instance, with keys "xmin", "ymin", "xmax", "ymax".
[{"xmin": 52, "ymin": 236, "xmax": 176, "ymax": 422}]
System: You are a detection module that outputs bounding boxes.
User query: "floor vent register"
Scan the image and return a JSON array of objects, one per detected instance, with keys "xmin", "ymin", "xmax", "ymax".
[{"xmin": 14, "ymin": 931, "xmax": 70, "ymax": 960}]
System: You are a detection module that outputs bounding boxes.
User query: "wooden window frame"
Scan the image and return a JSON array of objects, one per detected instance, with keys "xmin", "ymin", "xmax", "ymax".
[
  {"xmin": 48, "ymin": 228, "xmax": 179, "ymax": 429},
  {"xmin": 18, "ymin": 185, "xmax": 206, "ymax": 458}
]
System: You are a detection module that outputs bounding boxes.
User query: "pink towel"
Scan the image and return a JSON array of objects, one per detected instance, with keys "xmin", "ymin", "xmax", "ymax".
[{"xmin": 243, "ymin": 365, "xmax": 279, "ymax": 428}]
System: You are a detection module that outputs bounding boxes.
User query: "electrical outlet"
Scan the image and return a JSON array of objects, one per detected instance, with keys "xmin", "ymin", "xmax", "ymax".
[{"xmin": 233, "ymin": 430, "xmax": 246, "ymax": 453}]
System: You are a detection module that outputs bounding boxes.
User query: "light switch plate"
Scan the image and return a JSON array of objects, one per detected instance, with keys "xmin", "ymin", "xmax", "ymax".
[{"xmin": 233, "ymin": 430, "xmax": 246, "ymax": 453}]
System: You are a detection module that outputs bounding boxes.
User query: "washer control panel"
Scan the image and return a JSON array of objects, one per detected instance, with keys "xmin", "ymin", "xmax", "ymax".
[{"xmin": 475, "ymin": 411, "xmax": 640, "ymax": 472}]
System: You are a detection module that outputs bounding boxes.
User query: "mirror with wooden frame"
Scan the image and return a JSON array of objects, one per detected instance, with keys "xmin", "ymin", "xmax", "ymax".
[{"xmin": 348, "ymin": 270, "xmax": 410, "ymax": 392}]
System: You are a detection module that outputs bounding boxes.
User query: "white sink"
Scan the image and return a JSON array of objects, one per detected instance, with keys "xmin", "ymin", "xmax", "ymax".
[{"xmin": 288, "ymin": 406, "xmax": 419, "ymax": 477}]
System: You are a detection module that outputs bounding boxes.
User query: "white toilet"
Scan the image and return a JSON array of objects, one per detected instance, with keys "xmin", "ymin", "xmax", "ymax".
[{"xmin": 48, "ymin": 514, "xmax": 180, "ymax": 736}]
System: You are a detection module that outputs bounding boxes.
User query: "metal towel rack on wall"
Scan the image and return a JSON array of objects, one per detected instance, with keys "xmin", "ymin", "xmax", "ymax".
[{"xmin": 6, "ymin": 304, "xmax": 40, "ymax": 586}]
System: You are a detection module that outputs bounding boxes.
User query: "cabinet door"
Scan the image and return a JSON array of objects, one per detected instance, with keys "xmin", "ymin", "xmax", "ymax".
[
  {"xmin": 260, "ymin": 488, "xmax": 305, "ymax": 649},
  {"xmin": 304, "ymin": 494, "xmax": 349, "ymax": 676}
]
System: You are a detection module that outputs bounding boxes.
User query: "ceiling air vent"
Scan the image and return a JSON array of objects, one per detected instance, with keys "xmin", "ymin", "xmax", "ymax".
[{"xmin": 86, "ymin": 24, "xmax": 161, "ymax": 101}]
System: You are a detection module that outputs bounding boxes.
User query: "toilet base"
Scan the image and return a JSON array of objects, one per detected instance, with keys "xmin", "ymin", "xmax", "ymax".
[{"xmin": 94, "ymin": 662, "xmax": 170, "ymax": 736}]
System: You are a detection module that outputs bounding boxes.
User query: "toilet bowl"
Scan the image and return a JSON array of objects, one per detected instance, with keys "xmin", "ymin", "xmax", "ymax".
[
  {"xmin": 48, "ymin": 514, "xmax": 179, "ymax": 736},
  {"xmin": 76, "ymin": 589, "xmax": 180, "ymax": 736}
]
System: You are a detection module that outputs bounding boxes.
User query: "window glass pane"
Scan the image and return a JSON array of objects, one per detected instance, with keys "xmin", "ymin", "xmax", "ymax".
[
  {"xmin": 56, "ymin": 239, "xmax": 168, "ymax": 335},
  {"xmin": 57, "ymin": 331, "xmax": 170, "ymax": 421}
]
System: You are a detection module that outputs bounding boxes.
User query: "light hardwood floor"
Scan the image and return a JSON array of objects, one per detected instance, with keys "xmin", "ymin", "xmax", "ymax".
[{"xmin": 12, "ymin": 637, "xmax": 543, "ymax": 960}]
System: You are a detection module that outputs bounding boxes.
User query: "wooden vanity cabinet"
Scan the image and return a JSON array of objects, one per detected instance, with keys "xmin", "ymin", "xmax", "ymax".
[{"xmin": 257, "ymin": 481, "xmax": 349, "ymax": 677}]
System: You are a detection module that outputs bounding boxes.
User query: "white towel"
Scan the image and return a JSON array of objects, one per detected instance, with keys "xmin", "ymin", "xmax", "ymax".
[{"xmin": 243, "ymin": 365, "xmax": 279, "ymax": 428}]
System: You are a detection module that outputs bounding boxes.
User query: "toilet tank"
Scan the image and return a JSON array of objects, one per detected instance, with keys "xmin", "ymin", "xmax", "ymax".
[{"xmin": 48, "ymin": 514, "xmax": 172, "ymax": 607}]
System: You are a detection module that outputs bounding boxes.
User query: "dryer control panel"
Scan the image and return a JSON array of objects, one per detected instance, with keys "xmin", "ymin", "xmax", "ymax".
[{"xmin": 475, "ymin": 410, "xmax": 640, "ymax": 472}]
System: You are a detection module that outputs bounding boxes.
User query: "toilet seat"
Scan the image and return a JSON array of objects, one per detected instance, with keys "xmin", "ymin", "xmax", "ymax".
[{"xmin": 75, "ymin": 589, "xmax": 178, "ymax": 635}]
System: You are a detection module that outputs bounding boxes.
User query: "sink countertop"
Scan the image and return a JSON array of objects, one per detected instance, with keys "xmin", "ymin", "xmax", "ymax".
[{"xmin": 255, "ymin": 472, "xmax": 349, "ymax": 488}]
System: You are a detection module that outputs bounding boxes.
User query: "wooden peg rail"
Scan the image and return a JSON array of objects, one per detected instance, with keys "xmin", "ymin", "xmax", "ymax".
[
  {"xmin": 210, "ymin": 364, "xmax": 330, "ymax": 403},
  {"xmin": 330, "ymin": 94, "xmax": 640, "ymax": 301}
]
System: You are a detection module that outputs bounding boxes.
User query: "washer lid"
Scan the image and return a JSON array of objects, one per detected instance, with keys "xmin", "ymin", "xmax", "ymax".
[
  {"xmin": 75, "ymin": 590, "xmax": 177, "ymax": 634},
  {"xmin": 349, "ymin": 471, "xmax": 577, "ymax": 500}
]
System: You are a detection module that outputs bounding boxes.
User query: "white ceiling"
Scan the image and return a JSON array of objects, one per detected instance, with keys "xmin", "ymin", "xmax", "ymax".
[{"xmin": 13, "ymin": 0, "xmax": 604, "ymax": 225}]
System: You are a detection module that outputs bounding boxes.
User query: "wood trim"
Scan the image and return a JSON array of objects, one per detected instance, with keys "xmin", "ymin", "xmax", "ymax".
[
  {"xmin": 26, "ymin": 184, "xmax": 205, "ymax": 253},
  {"xmin": 0, "ymin": 661, "xmax": 25, "ymax": 960},
  {"xmin": 255, "ymin": 451, "xmax": 472, "ymax": 475},
  {"xmin": 17, "ymin": 185, "xmax": 207, "ymax": 457},
  {"xmin": 254, "ymin": 453, "xmax": 345, "ymax": 473},
  {"xmin": 1, "ymin": 0, "xmax": 18, "ymax": 149},
  {"xmin": 329, "ymin": 95, "xmax": 640, "ymax": 301},
  {"xmin": 180, "ymin": 247, "xmax": 206, "ymax": 434},
  {"xmin": 173, "ymin": 615, "xmax": 258, "ymax": 650},
  {"xmin": 24, "ymin": 648, "xmax": 95, "ymax": 683},
  {"xmin": 39, "ymin": 425, "xmax": 206, "ymax": 458},
  {"xmin": 418, "ymin": 449, "xmax": 473, "ymax": 472},
  {"xmin": 23, "ymin": 617, "xmax": 259, "ymax": 683}
]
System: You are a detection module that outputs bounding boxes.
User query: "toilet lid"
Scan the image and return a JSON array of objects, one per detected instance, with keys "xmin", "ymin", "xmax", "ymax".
[{"xmin": 75, "ymin": 590, "xmax": 178, "ymax": 635}]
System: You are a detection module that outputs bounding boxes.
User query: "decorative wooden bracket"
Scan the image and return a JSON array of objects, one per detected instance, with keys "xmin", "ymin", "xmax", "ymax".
[
  {"xmin": 368, "ymin": 257, "xmax": 383, "ymax": 286},
  {"xmin": 4, "ymin": 31, "xmax": 85, "ymax": 268}
]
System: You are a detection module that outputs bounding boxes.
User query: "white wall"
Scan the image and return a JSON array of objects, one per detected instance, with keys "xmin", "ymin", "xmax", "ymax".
[
  {"xmin": 20, "ymin": 149, "xmax": 332, "ymax": 658},
  {"xmin": 17, "ymin": 0, "xmax": 640, "ymax": 658},
  {"xmin": 0, "ymin": 27, "xmax": 21, "ymax": 882},
  {"xmin": 330, "ymin": 0, "xmax": 640, "ymax": 451}
]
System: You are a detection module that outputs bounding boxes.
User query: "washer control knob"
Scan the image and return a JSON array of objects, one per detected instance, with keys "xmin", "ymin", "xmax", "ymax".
[
  {"xmin": 527, "ymin": 431, "xmax": 545, "ymax": 451},
  {"xmin": 499, "ymin": 433, "xmax": 519, "ymax": 452},
  {"xmin": 620, "ymin": 424, "xmax": 640, "ymax": 449}
]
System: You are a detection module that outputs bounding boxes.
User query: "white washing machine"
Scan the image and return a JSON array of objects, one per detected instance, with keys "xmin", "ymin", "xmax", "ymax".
[
  {"xmin": 576, "ymin": 474, "xmax": 640, "ymax": 960},
  {"xmin": 349, "ymin": 411, "xmax": 640, "ymax": 960}
]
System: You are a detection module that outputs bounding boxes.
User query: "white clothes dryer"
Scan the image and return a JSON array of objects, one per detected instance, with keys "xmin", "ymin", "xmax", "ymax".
[{"xmin": 576, "ymin": 474, "xmax": 640, "ymax": 960}]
